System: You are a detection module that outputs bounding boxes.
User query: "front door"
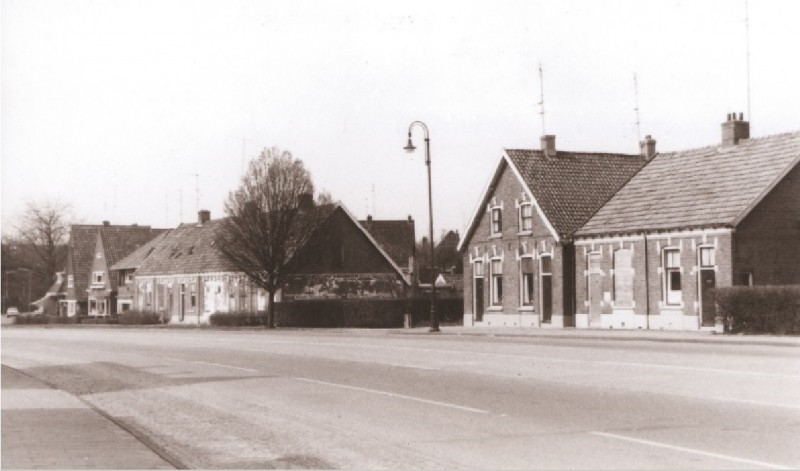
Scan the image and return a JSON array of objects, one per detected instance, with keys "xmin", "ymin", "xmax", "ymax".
[
  {"xmin": 541, "ymin": 256, "xmax": 552, "ymax": 323},
  {"xmin": 474, "ymin": 279, "xmax": 484, "ymax": 322},
  {"xmin": 700, "ymin": 269, "xmax": 716, "ymax": 326}
]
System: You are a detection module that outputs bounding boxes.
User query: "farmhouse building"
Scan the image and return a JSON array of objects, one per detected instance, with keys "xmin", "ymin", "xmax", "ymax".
[
  {"xmin": 574, "ymin": 115, "xmax": 800, "ymax": 331},
  {"xmin": 458, "ymin": 136, "xmax": 646, "ymax": 327}
]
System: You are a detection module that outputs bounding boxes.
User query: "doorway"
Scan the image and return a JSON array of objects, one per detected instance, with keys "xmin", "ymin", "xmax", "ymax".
[{"xmin": 540, "ymin": 256, "xmax": 552, "ymax": 323}]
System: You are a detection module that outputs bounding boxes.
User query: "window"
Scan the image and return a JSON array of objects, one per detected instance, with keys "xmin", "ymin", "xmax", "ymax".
[
  {"xmin": 520, "ymin": 257, "xmax": 534, "ymax": 306},
  {"xmin": 699, "ymin": 247, "xmax": 715, "ymax": 267},
  {"xmin": 519, "ymin": 203, "xmax": 533, "ymax": 232},
  {"xmin": 664, "ymin": 249, "xmax": 682, "ymax": 305},
  {"xmin": 179, "ymin": 283, "xmax": 185, "ymax": 321},
  {"xmin": 613, "ymin": 249, "xmax": 634, "ymax": 307},
  {"xmin": 473, "ymin": 260, "xmax": 484, "ymax": 278},
  {"xmin": 190, "ymin": 282, "xmax": 196, "ymax": 309},
  {"xmin": 739, "ymin": 272, "xmax": 753, "ymax": 286},
  {"xmin": 491, "ymin": 207, "xmax": 502, "ymax": 235},
  {"xmin": 125, "ymin": 273, "xmax": 134, "ymax": 284},
  {"xmin": 491, "ymin": 259, "xmax": 503, "ymax": 305},
  {"xmin": 92, "ymin": 271, "xmax": 104, "ymax": 284},
  {"xmin": 67, "ymin": 275, "xmax": 74, "ymax": 289}
]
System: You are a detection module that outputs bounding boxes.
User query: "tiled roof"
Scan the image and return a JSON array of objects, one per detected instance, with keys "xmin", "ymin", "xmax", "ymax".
[
  {"xmin": 135, "ymin": 219, "xmax": 236, "ymax": 276},
  {"xmin": 576, "ymin": 131, "xmax": 800, "ymax": 236},
  {"xmin": 359, "ymin": 219, "xmax": 415, "ymax": 271},
  {"xmin": 504, "ymin": 149, "xmax": 646, "ymax": 237},
  {"xmin": 110, "ymin": 231, "xmax": 171, "ymax": 271},
  {"xmin": 67, "ymin": 224, "xmax": 166, "ymax": 300}
]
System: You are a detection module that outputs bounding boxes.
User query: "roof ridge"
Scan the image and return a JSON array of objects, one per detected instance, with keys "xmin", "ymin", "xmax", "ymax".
[{"xmin": 505, "ymin": 148, "xmax": 641, "ymax": 157}]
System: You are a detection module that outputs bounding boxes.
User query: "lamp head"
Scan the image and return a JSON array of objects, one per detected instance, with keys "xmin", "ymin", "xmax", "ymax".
[{"xmin": 403, "ymin": 135, "xmax": 416, "ymax": 153}]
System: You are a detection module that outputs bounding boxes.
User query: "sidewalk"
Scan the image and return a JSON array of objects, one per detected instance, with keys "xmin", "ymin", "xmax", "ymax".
[
  {"xmin": 1, "ymin": 365, "xmax": 175, "ymax": 469},
  {"xmin": 389, "ymin": 325, "xmax": 800, "ymax": 347}
]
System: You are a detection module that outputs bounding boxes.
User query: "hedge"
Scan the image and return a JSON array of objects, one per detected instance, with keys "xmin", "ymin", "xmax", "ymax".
[
  {"xmin": 714, "ymin": 285, "xmax": 800, "ymax": 335},
  {"xmin": 209, "ymin": 311, "xmax": 267, "ymax": 327},
  {"xmin": 118, "ymin": 310, "xmax": 161, "ymax": 325},
  {"xmin": 13, "ymin": 315, "xmax": 48, "ymax": 325}
]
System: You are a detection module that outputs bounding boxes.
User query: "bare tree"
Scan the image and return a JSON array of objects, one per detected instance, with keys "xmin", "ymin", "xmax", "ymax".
[
  {"xmin": 216, "ymin": 147, "xmax": 315, "ymax": 328},
  {"xmin": 14, "ymin": 200, "xmax": 71, "ymax": 283}
]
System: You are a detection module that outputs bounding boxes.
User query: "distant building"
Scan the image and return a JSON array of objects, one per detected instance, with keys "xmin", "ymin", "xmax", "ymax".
[
  {"xmin": 574, "ymin": 115, "xmax": 800, "ymax": 330},
  {"xmin": 59, "ymin": 223, "xmax": 167, "ymax": 317}
]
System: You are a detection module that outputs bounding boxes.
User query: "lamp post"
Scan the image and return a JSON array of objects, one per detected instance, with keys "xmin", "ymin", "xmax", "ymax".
[{"xmin": 404, "ymin": 121, "xmax": 439, "ymax": 332}]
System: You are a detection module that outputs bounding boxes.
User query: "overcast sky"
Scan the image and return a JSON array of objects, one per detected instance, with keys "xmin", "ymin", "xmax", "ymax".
[{"xmin": 3, "ymin": 0, "xmax": 799, "ymax": 241}]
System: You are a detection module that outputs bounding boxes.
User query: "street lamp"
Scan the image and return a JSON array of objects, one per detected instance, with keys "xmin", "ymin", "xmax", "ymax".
[{"xmin": 404, "ymin": 121, "xmax": 439, "ymax": 332}]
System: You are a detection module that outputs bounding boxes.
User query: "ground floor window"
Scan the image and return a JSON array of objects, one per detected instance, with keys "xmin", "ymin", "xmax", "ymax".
[
  {"xmin": 491, "ymin": 259, "xmax": 503, "ymax": 305},
  {"xmin": 520, "ymin": 257, "xmax": 534, "ymax": 306},
  {"xmin": 664, "ymin": 249, "xmax": 682, "ymax": 305}
]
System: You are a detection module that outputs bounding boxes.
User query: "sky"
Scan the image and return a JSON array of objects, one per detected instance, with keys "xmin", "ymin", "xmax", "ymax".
[{"xmin": 2, "ymin": 0, "xmax": 799, "ymax": 241}]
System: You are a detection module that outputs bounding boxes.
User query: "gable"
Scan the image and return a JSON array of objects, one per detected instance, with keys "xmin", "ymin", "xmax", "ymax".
[
  {"xmin": 89, "ymin": 233, "xmax": 110, "ymax": 289},
  {"xmin": 289, "ymin": 208, "xmax": 400, "ymax": 276}
]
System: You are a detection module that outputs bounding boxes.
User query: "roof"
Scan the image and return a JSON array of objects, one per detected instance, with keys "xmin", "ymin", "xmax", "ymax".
[
  {"xmin": 110, "ymin": 230, "xmax": 171, "ymax": 271},
  {"xmin": 576, "ymin": 131, "xmax": 800, "ymax": 237},
  {"xmin": 135, "ymin": 203, "xmax": 410, "ymax": 282},
  {"xmin": 459, "ymin": 148, "xmax": 645, "ymax": 249},
  {"xmin": 65, "ymin": 224, "xmax": 166, "ymax": 299},
  {"xmin": 135, "ymin": 219, "xmax": 236, "ymax": 276},
  {"xmin": 359, "ymin": 218, "xmax": 415, "ymax": 272}
]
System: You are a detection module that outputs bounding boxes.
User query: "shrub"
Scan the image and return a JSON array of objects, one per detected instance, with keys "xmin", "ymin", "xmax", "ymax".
[
  {"xmin": 118, "ymin": 310, "xmax": 161, "ymax": 325},
  {"xmin": 209, "ymin": 311, "xmax": 266, "ymax": 327},
  {"xmin": 15, "ymin": 315, "xmax": 48, "ymax": 325},
  {"xmin": 274, "ymin": 299, "xmax": 406, "ymax": 328},
  {"xmin": 45, "ymin": 315, "xmax": 79, "ymax": 324},
  {"xmin": 715, "ymin": 285, "xmax": 800, "ymax": 335}
]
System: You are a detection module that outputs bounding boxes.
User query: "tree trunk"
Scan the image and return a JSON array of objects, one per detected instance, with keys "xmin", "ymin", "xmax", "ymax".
[{"xmin": 266, "ymin": 289, "xmax": 276, "ymax": 329}]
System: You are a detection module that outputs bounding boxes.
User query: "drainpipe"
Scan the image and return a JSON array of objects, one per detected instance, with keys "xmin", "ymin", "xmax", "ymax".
[{"xmin": 643, "ymin": 234, "xmax": 650, "ymax": 330}]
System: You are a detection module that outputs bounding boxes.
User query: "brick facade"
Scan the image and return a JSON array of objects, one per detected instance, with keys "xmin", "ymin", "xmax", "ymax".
[{"xmin": 734, "ymin": 164, "xmax": 800, "ymax": 285}]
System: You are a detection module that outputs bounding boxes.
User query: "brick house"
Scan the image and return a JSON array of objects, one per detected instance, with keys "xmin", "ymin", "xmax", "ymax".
[
  {"xmin": 118, "ymin": 204, "xmax": 414, "ymax": 325},
  {"xmin": 58, "ymin": 223, "xmax": 167, "ymax": 317},
  {"xmin": 573, "ymin": 116, "xmax": 800, "ymax": 330},
  {"xmin": 458, "ymin": 136, "xmax": 646, "ymax": 327},
  {"xmin": 109, "ymin": 230, "xmax": 171, "ymax": 313}
]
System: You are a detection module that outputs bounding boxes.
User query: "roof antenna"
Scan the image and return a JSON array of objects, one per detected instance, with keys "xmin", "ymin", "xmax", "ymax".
[
  {"xmin": 371, "ymin": 183, "xmax": 376, "ymax": 217},
  {"xmin": 192, "ymin": 173, "xmax": 200, "ymax": 213},
  {"xmin": 633, "ymin": 73, "xmax": 642, "ymax": 142},
  {"xmin": 745, "ymin": 0, "xmax": 752, "ymax": 126},
  {"xmin": 538, "ymin": 62, "xmax": 546, "ymax": 137}
]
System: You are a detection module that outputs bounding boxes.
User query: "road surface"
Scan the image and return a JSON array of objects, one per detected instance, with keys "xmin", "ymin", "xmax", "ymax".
[{"xmin": 2, "ymin": 327, "xmax": 799, "ymax": 469}]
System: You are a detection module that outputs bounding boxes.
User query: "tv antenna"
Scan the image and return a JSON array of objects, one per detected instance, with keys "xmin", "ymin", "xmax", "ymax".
[
  {"xmin": 191, "ymin": 173, "xmax": 200, "ymax": 213},
  {"xmin": 633, "ymin": 73, "xmax": 642, "ymax": 141},
  {"xmin": 538, "ymin": 62, "xmax": 546, "ymax": 136},
  {"xmin": 745, "ymin": 0, "xmax": 752, "ymax": 125}
]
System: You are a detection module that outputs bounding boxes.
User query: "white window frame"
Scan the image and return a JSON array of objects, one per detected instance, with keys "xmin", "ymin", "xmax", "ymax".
[
  {"xmin": 92, "ymin": 271, "xmax": 104, "ymax": 285},
  {"xmin": 519, "ymin": 202, "xmax": 533, "ymax": 233},
  {"xmin": 699, "ymin": 246, "xmax": 716, "ymax": 268},
  {"xmin": 664, "ymin": 249, "xmax": 682, "ymax": 306},
  {"xmin": 67, "ymin": 275, "xmax": 74, "ymax": 289},
  {"xmin": 490, "ymin": 258, "xmax": 503, "ymax": 305},
  {"xmin": 125, "ymin": 273, "xmax": 134, "ymax": 284},
  {"xmin": 490, "ymin": 207, "xmax": 503, "ymax": 236}
]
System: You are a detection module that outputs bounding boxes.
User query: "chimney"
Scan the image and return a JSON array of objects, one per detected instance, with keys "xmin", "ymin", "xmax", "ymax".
[
  {"xmin": 639, "ymin": 135, "xmax": 657, "ymax": 160},
  {"xmin": 298, "ymin": 193, "xmax": 314, "ymax": 210},
  {"xmin": 366, "ymin": 215, "xmax": 373, "ymax": 229},
  {"xmin": 721, "ymin": 112, "xmax": 749, "ymax": 146},
  {"xmin": 102, "ymin": 221, "xmax": 110, "ymax": 226},
  {"xmin": 197, "ymin": 210, "xmax": 210, "ymax": 225},
  {"xmin": 540, "ymin": 135, "xmax": 556, "ymax": 158}
]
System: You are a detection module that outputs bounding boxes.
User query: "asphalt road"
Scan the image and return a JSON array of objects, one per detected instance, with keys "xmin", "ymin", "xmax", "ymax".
[{"xmin": 2, "ymin": 327, "xmax": 799, "ymax": 469}]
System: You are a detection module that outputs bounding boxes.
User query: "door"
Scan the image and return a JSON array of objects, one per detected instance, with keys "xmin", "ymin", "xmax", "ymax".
[
  {"xmin": 588, "ymin": 253, "xmax": 602, "ymax": 323},
  {"xmin": 700, "ymin": 269, "xmax": 716, "ymax": 326},
  {"xmin": 541, "ymin": 256, "xmax": 552, "ymax": 323},
  {"xmin": 474, "ymin": 280, "xmax": 484, "ymax": 321}
]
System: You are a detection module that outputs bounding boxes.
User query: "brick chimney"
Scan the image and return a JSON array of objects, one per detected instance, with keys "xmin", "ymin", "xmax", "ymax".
[
  {"xmin": 102, "ymin": 221, "xmax": 110, "ymax": 226},
  {"xmin": 540, "ymin": 135, "xmax": 556, "ymax": 158},
  {"xmin": 197, "ymin": 210, "xmax": 210, "ymax": 225},
  {"xmin": 639, "ymin": 135, "xmax": 657, "ymax": 160},
  {"xmin": 722, "ymin": 112, "xmax": 749, "ymax": 146}
]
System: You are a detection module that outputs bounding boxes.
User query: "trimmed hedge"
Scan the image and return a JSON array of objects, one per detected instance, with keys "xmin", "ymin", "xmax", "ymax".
[
  {"xmin": 715, "ymin": 285, "xmax": 800, "ymax": 335},
  {"xmin": 209, "ymin": 311, "xmax": 267, "ymax": 327},
  {"xmin": 118, "ymin": 311, "xmax": 161, "ymax": 325},
  {"xmin": 275, "ymin": 299, "xmax": 405, "ymax": 328},
  {"xmin": 14, "ymin": 315, "xmax": 48, "ymax": 325}
]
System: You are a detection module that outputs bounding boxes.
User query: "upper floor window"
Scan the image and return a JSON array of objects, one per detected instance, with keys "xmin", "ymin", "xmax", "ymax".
[
  {"xmin": 664, "ymin": 249, "xmax": 682, "ymax": 305},
  {"xmin": 67, "ymin": 275, "xmax": 74, "ymax": 289},
  {"xmin": 124, "ymin": 273, "xmax": 134, "ymax": 284},
  {"xmin": 92, "ymin": 271, "xmax": 104, "ymax": 285},
  {"xmin": 491, "ymin": 207, "xmax": 502, "ymax": 235},
  {"xmin": 519, "ymin": 203, "xmax": 533, "ymax": 232}
]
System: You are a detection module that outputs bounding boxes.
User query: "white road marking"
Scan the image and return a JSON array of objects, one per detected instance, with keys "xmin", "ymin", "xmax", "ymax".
[
  {"xmin": 591, "ymin": 431, "xmax": 793, "ymax": 470},
  {"xmin": 378, "ymin": 362, "xmax": 438, "ymax": 371},
  {"xmin": 166, "ymin": 358, "xmax": 258, "ymax": 373},
  {"xmin": 710, "ymin": 396, "xmax": 800, "ymax": 411},
  {"xmin": 295, "ymin": 377, "xmax": 489, "ymax": 414}
]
